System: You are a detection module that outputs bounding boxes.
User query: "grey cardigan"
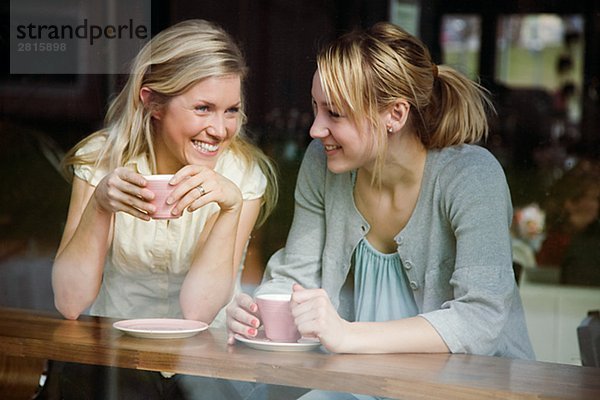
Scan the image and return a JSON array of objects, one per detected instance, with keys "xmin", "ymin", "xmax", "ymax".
[{"xmin": 257, "ymin": 140, "xmax": 535, "ymax": 359}]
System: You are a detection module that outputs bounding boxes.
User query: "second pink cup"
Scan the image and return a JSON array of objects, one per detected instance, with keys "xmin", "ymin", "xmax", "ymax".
[
  {"xmin": 256, "ymin": 293, "xmax": 301, "ymax": 342},
  {"xmin": 145, "ymin": 174, "xmax": 178, "ymax": 219}
]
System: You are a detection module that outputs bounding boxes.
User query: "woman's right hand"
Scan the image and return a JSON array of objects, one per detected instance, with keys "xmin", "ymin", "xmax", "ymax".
[
  {"xmin": 226, "ymin": 293, "xmax": 261, "ymax": 344},
  {"xmin": 94, "ymin": 167, "xmax": 155, "ymax": 221}
]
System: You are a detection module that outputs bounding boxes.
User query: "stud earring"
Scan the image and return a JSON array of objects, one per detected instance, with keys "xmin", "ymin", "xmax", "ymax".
[{"xmin": 387, "ymin": 126, "xmax": 393, "ymax": 133}]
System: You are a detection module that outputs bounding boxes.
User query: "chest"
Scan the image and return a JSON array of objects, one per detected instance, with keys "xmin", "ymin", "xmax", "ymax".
[
  {"xmin": 110, "ymin": 207, "xmax": 216, "ymax": 274},
  {"xmin": 354, "ymin": 186, "xmax": 420, "ymax": 254}
]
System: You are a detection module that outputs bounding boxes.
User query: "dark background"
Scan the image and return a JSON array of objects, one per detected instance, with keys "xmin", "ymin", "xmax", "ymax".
[{"xmin": 1, "ymin": 0, "xmax": 599, "ymax": 296}]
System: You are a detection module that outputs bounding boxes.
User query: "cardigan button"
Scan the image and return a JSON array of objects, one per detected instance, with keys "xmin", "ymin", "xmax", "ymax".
[
  {"xmin": 404, "ymin": 260, "xmax": 412, "ymax": 270},
  {"xmin": 409, "ymin": 281, "xmax": 419, "ymax": 290},
  {"xmin": 396, "ymin": 236, "xmax": 404, "ymax": 245}
]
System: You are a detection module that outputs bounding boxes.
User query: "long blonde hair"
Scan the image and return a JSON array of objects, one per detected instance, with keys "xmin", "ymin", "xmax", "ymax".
[
  {"xmin": 63, "ymin": 19, "xmax": 277, "ymax": 226},
  {"xmin": 316, "ymin": 22, "xmax": 493, "ymax": 180}
]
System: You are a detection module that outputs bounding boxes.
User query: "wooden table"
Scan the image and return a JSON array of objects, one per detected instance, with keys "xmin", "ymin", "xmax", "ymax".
[{"xmin": 1, "ymin": 307, "xmax": 599, "ymax": 399}]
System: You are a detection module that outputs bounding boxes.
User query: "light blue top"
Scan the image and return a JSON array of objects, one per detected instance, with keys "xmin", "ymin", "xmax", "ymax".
[{"xmin": 353, "ymin": 238, "xmax": 418, "ymax": 322}]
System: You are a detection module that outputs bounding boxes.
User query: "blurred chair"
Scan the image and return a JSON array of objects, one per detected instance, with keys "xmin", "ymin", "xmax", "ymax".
[{"xmin": 577, "ymin": 310, "xmax": 600, "ymax": 367}]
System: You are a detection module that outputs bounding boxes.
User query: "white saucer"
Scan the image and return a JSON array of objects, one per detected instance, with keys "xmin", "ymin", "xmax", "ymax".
[
  {"xmin": 234, "ymin": 332, "xmax": 321, "ymax": 352},
  {"xmin": 113, "ymin": 318, "xmax": 208, "ymax": 339}
]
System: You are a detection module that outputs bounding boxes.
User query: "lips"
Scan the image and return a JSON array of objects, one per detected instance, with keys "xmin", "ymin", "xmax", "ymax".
[
  {"xmin": 192, "ymin": 140, "xmax": 219, "ymax": 154},
  {"xmin": 324, "ymin": 144, "xmax": 341, "ymax": 152}
]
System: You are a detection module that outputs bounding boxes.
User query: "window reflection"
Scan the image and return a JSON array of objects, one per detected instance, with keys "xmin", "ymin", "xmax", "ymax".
[
  {"xmin": 441, "ymin": 14, "xmax": 481, "ymax": 80},
  {"xmin": 440, "ymin": 11, "xmax": 598, "ymax": 366}
]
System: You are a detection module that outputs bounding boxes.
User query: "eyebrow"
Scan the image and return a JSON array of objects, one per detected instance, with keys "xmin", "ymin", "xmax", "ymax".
[
  {"xmin": 194, "ymin": 100, "xmax": 242, "ymax": 108},
  {"xmin": 311, "ymin": 96, "xmax": 332, "ymax": 108}
]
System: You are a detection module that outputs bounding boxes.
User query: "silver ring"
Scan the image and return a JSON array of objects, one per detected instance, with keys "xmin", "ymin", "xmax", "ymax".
[{"xmin": 197, "ymin": 184, "xmax": 206, "ymax": 197}]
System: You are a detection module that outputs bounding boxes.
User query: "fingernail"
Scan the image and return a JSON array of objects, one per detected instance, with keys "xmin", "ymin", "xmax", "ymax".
[
  {"xmin": 166, "ymin": 197, "xmax": 173, "ymax": 205},
  {"xmin": 248, "ymin": 328, "xmax": 256, "ymax": 336},
  {"xmin": 250, "ymin": 304, "xmax": 258, "ymax": 313},
  {"xmin": 251, "ymin": 319, "xmax": 259, "ymax": 328}
]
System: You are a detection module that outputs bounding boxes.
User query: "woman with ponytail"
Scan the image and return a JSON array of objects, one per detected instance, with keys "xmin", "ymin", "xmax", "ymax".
[
  {"xmin": 227, "ymin": 22, "xmax": 534, "ymax": 370},
  {"xmin": 51, "ymin": 19, "xmax": 277, "ymax": 399}
]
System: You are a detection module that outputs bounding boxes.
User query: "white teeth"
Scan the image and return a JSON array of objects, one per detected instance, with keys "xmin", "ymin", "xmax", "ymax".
[
  {"xmin": 325, "ymin": 145, "xmax": 340, "ymax": 151},
  {"xmin": 193, "ymin": 140, "xmax": 219, "ymax": 152}
]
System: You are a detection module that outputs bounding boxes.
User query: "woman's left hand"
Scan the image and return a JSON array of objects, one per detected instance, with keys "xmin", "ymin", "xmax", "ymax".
[
  {"xmin": 291, "ymin": 284, "xmax": 352, "ymax": 352},
  {"xmin": 166, "ymin": 165, "xmax": 243, "ymax": 217}
]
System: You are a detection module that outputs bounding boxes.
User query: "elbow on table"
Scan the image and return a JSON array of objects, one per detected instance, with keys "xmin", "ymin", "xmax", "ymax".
[
  {"xmin": 52, "ymin": 272, "xmax": 101, "ymax": 320},
  {"xmin": 54, "ymin": 297, "xmax": 86, "ymax": 320},
  {"xmin": 181, "ymin": 303, "xmax": 222, "ymax": 324},
  {"xmin": 56, "ymin": 305, "xmax": 81, "ymax": 320},
  {"xmin": 180, "ymin": 295, "xmax": 231, "ymax": 324},
  {"xmin": 180, "ymin": 281, "xmax": 234, "ymax": 323}
]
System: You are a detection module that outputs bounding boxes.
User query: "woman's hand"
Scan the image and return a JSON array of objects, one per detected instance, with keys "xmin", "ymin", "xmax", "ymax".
[
  {"xmin": 167, "ymin": 165, "xmax": 243, "ymax": 217},
  {"xmin": 226, "ymin": 293, "xmax": 261, "ymax": 344},
  {"xmin": 94, "ymin": 167, "xmax": 155, "ymax": 220},
  {"xmin": 291, "ymin": 284, "xmax": 352, "ymax": 352}
]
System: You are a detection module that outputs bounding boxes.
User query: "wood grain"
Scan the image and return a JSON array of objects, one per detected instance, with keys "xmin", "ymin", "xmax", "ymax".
[
  {"xmin": 0, "ymin": 354, "xmax": 44, "ymax": 400},
  {"xmin": 1, "ymin": 307, "xmax": 599, "ymax": 400}
]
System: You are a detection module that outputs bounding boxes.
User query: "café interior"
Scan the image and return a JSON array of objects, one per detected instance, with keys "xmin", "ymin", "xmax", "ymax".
[{"xmin": 1, "ymin": 0, "xmax": 600, "ymax": 398}]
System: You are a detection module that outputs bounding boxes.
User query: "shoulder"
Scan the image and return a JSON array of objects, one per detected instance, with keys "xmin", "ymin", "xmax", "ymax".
[
  {"xmin": 71, "ymin": 133, "xmax": 109, "ymax": 186},
  {"xmin": 430, "ymin": 144, "xmax": 507, "ymax": 187},
  {"xmin": 296, "ymin": 140, "xmax": 328, "ymax": 188},
  {"xmin": 425, "ymin": 145, "xmax": 511, "ymax": 214},
  {"xmin": 302, "ymin": 140, "xmax": 327, "ymax": 169},
  {"xmin": 74, "ymin": 133, "xmax": 107, "ymax": 157},
  {"xmin": 434, "ymin": 144, "xmax": 503, "ymax": 171},
  {"xmin": 216, "ymin": 149, "xmax": 266, "ymax": 199}
]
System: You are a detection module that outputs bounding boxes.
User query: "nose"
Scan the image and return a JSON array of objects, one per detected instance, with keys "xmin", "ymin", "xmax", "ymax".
[
  {"xmin": 206, "ymin": 114, "xmax": 228, "ymax": 139},
  {"xmin": 309, "ymin": 113, "xmax": 329, "ymax": 139}
]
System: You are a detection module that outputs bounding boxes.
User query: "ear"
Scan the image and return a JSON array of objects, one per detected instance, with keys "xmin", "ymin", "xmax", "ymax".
[
  {"xmin": 140, "ymin": 87, "xmax": 161, "ymax": 119},
  {"xmin": 387, "ymin": 99, "xmax": 410, "ymax": 133}
]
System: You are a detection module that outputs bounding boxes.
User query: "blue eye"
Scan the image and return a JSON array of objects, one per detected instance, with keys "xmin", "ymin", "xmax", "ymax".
[
  {"xmin": 194, "ymin": 105, "xmax": 209, "ymax": 112},
  {"xmin": 226, "ymin": 107, "xmax": 240, "ymax": 114}
]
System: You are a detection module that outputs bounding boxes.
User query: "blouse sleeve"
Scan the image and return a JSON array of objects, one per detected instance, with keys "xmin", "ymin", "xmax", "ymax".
[
  {"xmin": 240, "ymin": 161, "xmax": 267, "ymax": 201},
  {"xmin": 219, "ymin": 151, "xmax": 267, "ymax": 201},
  {"xmin": 72, "ymin": 136, "xmax": 107, "ymax": 187}
]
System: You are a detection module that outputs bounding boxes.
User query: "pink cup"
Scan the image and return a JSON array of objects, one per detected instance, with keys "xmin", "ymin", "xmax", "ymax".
[
  {"xmin": 144, "ymin": 175, "xmax": 178, "ymax": 219},
  {"xmin": 256, "ymin": 294, "xmax": 301, "ymax": 343}
]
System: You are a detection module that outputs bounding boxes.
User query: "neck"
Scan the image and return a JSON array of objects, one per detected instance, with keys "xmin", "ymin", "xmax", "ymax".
[
  {"xmin": 359, "ymin": 131, "xmax": 427, "ymax": 191},
  {"xmin": 153, "ymin": 135, "xmax": 182, "ymax": 174}
]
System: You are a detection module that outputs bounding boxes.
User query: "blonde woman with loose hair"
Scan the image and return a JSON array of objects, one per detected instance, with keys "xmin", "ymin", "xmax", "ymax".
[
  {"xmin": 51, "ymin": 19, "xmax": 278, "ymax": 399},
  {"xmin": 227, "ymin": 23, "xmax": 534, "ymax": 392}
]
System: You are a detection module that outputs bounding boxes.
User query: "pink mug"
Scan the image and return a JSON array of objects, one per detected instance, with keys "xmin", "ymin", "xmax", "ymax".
[
  {"xmin": 144, "ymin": 175, "xmax": 178, "ymax": 219},
  {"xmin": 256, "ymin": 294, "xmax": 301, "ymax": 342}
]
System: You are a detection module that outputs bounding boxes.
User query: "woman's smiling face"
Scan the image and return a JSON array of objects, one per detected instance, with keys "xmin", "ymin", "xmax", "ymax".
[
  {"xmin": 151, "ymin": 74, "xmax": 242, "ymax": 173},
  {"xmin": 308, "ymin": 71, "xmax": 377, "ymax": 174}
]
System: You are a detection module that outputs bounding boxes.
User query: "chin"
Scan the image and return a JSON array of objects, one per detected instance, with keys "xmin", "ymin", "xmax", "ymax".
[
  {"xmin": 326, "ymin": 161, "xmax": 351, "ymax": 174},
  {"xmin": 192, "ymin": 159, "xmax": 217, "ymax": 169},
  {"xmin": 186, "ymin": 153, "xmax": 219, "ymax": 169}
]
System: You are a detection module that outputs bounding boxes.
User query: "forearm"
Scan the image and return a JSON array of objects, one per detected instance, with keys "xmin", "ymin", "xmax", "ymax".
[
  {"xmin": 338, "ymin": 316, "xmax": 449, "ymax": 354},
  {"xmin": 52, "ymin": 196, "xmax": 112, "ymax": 320},
  {"xmin": 180, "ymin": 207, "xmax": 242, "ymax": 321}
]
